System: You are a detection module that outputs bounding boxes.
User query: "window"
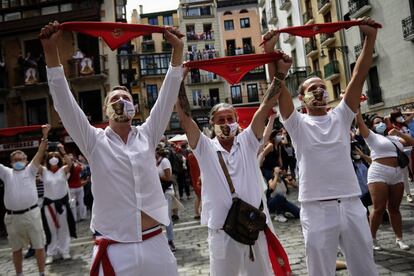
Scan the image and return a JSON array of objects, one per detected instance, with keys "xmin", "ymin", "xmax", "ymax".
[
  {"xmin": 328, "ymin": 48, "xmax": 336, "ymax": 61},
  {"xmin": 163, "ymin": 15, "xmax": 173, "ymax": 26},
  {"xmin": 148, "ymin": 17, "xmax": 158, "ymax": 25},
  {"xmin": 224, "ymin": 20, "xmax": 234, "ymax": 30},
  {"xmin": 224, "ymin": 11, "xmax": 232, "ymax": 15},
  {"xmin": 0, "ymin": 104, "xmax": 5, "ymax": 128},
  {"xmin": 312, "ymin": 59, "xmax": 320, "ymax": 71},
  {"xmin": 170, "ymin": 112, "xmax": 180, "ymax": 129},
  {"xmin": 115, "ymin": 0, "xmax": 127, "ymax": 21},
  {"xmin": 332, "ymin": 83, "xmax": 341, "ymax": 99},
  {"xmin": 192, "ymin": 90, "xmax": 203, "ymax": 107},
  {"xmin": 324, "ymin": 12, "xmax": 332, "ymax": 23},
  {"xmin": 367, "ymin": 66, "xmax": 382, "ymax": 105},
  {"xmin": 26, "ymin": 98, "xmax": 48, "ymax": 125},
  {"xmin": 291, "ymin": 49, "xmax": 297, "ymax": 67},
  {"xmin": 240, "ymin": 9, "xmax": 248, "ymax": 14},
  {"xmin": 79, "ymin": 90, "xmax": 103, "ymax": 122},
  {"xmin": 247, "ymin": 84, "xmax": 259, "ymax": 102},
  {"xmin": 242, "ymin": 37, "xmax": 253, "ymax": 54},
  {"xmin": 231, "ymin": 85, "xmax": 242, "ymax": 104},
  {"xmin": 143, "ymin": 34, "xmax": 152, "ymax": 41},
  {"xmin": 240, "ymin": 18, "xmax": 250, "ymax": 28},
  {"xmin": 139, "ymin": 54, "xmax": 171, "ymax": 76},
  {"xmin": 146, "ymin": 85, "xmax": 158, "ymax": 108}
]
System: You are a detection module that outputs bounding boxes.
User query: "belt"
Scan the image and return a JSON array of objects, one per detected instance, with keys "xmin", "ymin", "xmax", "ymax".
[
  {"xmin": 90, "ymin": 226, "xmax": 162, "ymax": 276},
  {"xmin": 318, "ymin": 198, "xmax": 341, "ymax": 202},
  {"xmin": 6, "ymin": 204, "xmax": 38, "ymax": 215}
]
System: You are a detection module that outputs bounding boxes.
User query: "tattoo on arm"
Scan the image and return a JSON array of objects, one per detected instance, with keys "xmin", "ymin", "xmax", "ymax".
[
  {"xmin": 178, "ymin": 81, "xmax": 191, "ymax": 117},
  {"xmin": 262, "ymin": 77, "xmax": 282, "ymax": 103}
]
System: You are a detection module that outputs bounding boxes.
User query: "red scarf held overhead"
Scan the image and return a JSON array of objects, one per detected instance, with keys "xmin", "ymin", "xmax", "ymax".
[
  {"xmin": 260, "ymin": 19, "xmax": 382, "ymax": 46},
  {"xmin": 185, "ymin": 52, "xmax": 283, "ymax": 85},
  {"xmin": 60, "ymin": 22, "xmax": 184, "ymax": 51}
]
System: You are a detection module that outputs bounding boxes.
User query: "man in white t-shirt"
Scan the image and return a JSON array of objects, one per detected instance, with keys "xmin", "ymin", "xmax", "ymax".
[
  {"xmin": 1, "ymin": 125, "xmax": 50, "ymax": 276},
  {"xmin": 175, "ymin": 49, "xmax": 292, "ymax": 275},
  {"xmin": 264, "ymin": 18, "xmax": 380, "ymax": 276}
]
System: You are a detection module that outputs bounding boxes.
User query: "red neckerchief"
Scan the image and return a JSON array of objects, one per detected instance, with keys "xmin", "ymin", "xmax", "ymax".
[
  {"xmin": 60, "ymin": 22, "xmax": 183, "ymax": 50},
  {"xmin": 184, "ymin": 52, "xmax": 283, "ymax": 85},
  {"xmin": 260, "ymin": 19, "xmax": 382, "ymax": 45}
]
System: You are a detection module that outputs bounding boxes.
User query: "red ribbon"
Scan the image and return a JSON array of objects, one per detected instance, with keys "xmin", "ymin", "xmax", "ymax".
[
  {"xmin": 47, "ymin": 205, "xmax": 60, "ymax": 229},
  {"xmin": 264, "ymin": 226, "xmax": 292, "ymax": 276}
]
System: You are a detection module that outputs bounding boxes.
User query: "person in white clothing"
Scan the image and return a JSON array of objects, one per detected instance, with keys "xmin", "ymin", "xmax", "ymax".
[
  {"xmin": 40, "ymin": 21, "xmax": 184, "ymax": 275},
  {"xmin": 0, "ymin": 125, "xmax": 49, "ymax": 276},
  {"xmin": 176, "ymin": 49, "xmax": 292, "ymax": 275},
  {"xmin": 356, "ymin": 113, "xmax": 414, "ymax": 250},
  {"xmin": 270, "ymin": 17, "xmax": 380, "ymax": 276},
  {"xmin": 41, "ymin": 143, "xmax": 76, "ymax": 264}
]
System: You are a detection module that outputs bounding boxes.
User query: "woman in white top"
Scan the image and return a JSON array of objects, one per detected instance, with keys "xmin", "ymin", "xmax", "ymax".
[
  {"xmin": 41, "ymin": 143, "xmax": 75, "ymax": 264},
  {"xmin": 156, "ymin": 147, "xmax": 176, "ymax": 252},
  {"xmin": 356, "ymin": 112, "xmax": 414, "ymax": 251}
]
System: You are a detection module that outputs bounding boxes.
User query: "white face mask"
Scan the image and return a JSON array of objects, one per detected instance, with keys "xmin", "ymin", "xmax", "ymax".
[
  {"xmin": 49, "ymin": 157, "xmax": 59, "ymax": 166},
  {"xmin": 352, "ymin": 154, "xmax": 361, "ymax": 160},
  {"xmin": 396, "ymin": 116, "xmax": 404, "ymax": 123},
  {"xmin": 275, "ymin": 135, "xmax": 283, "ymax": 143},
  {"xmin": 214, "ymin": 122, "xmax": 239, "ymax": 140},
  {"xmin": 106, "ymin": 97, "xmax": 135, "ymax": 122}
]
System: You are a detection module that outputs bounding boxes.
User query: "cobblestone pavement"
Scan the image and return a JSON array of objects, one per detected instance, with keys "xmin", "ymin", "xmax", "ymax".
[{"xmin": 1, "ymin": 185, "xmax": 414, "ymax": 276}]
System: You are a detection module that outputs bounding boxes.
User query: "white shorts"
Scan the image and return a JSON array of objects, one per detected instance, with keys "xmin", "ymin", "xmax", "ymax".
[{"xmin": 367, "ymin": 162, "xmax": 404, "ymax": 185}]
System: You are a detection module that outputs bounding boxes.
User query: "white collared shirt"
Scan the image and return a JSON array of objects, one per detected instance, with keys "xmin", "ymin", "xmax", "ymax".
[
  {"xmin": 0, "ymin": 162, "xmax": 39, "ymax": 210},
  {"xmin": 193, "ymin": 127, "xmax": 264, "ymax": 230},
  {"xmin": 47, "ymin": 65, "xmax": 183, "ymax": 242},
  {"xmin": 42, "ymin": 166, "xmax": 69, "ymax": 200}
]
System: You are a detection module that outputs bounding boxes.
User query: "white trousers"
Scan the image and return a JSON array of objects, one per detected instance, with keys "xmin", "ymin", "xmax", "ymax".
[
  {"xmin": 45, "ymin": 204, "xmax": 71, "ymax": 256},
  {"xmin": 300, "ymin": 197, "xmax": 378, "ymax": 276},
  {"xmin": 208, "ymin": 229, "xmax": 273, "ymax": 276},
  {"xmin": 91, "ymin": 233, "xmax": 178, "ymax": 276},
  {"xmin": 70, "ymin": 187, "xmax": 86, "ymax": 221}
]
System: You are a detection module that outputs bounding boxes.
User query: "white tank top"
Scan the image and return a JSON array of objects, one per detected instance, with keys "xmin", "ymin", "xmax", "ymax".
[{"xmin": 42, "ymin": 166, "xmax": 69, "ymax": 200}]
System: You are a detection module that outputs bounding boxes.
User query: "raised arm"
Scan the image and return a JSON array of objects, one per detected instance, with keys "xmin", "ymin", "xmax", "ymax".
[
  {"xmin": 388, "ymin": 128, "xmax": 414, "ymax": 147},
  {"xmin": 355, "ymin": 111, "xmax": 370, "ymax": 138},
  {"xmin": 57, "ymin": 143, "xmax": 73, "ymax": 174},
  {"xmin": 250, "ymin": 51, "xmax": 292, "ymax": 139},
  {"xmin": 344, "ymin": 18, "xmax": 379, "ymax": 112},
  {"xmin": 262, "ymin": 114, "xmax": 276, "ymax": 145},
  {"xmin": 32, "ymin": 124, "xmax": 51, "ymax": 168}
]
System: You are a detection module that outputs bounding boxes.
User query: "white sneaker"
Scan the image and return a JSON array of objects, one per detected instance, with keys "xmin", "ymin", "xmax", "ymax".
[
  {"xmin": 407, "ymin": 194, "xmax": 413, "ymax": 203},
  {"xmin": 62, "ymin": 253, "xmax": 72, "ymax": 260},
  {"xmin": 45, "ymin": 256, "xmax": 54, "ymax": 265},
  {"xmin": 396, "ymin": 239, "xmax": 410, "ymax": 250},
  {"xmin": 372, "ymin": 239, "xmax": 382, "ymax": 251},
  {"xmin": 274, "ymin": 215, "xmax": 288, "ymax": 223}
]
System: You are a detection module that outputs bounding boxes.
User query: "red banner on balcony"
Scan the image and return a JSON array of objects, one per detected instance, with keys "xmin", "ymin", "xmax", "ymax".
[
  {"xmin": 0, "ymin": 125, "xmax": 42, "ymax": 137},
  {"xmin": 185, "ymin": 52, "xmax": 283, "ymax": 85},
  {"xmin": 60, "ymin": 22, "xmax": 184, "ymax": 51},
  {"xmin": 260, "ymin": 19, "xmax": 382, "ymax": 46}
]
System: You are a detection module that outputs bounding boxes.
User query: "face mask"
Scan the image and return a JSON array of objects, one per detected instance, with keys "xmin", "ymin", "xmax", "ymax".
[
  {"xmin": 375, "ymin": 122, "xmax": 386, "ymax": 134},
  {"xmin": 49, "ymin": 157, "xmax": 59, "ymax": 166},
  {"xmin": 275, "ymin": 135, "xmax": 283, "ymax": 143},
  {"xmin": 214, "ymin": 122, "xmax": 239, "ymax": 140},
  {"xmin": 106, "ymin": 97, "xmax": 135, "ymax": 122},
  {"xmin": 352, "ymin": 154, "xmax": 361, "ymax": 160},
  {"xmin": 396, "ymin": 116, "xmax": 404, "ymax": 123},
  {"xmin": 13, "ymin": 161, "xmax": 26, "ymax": 171},
  {"xmin": 303, "ymin": 88, "xmax": 329, "ymax": 109}
]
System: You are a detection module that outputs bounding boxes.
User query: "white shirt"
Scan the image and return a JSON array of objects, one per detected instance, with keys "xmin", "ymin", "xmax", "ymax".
[
  {"xmin": 157, "ymin": 158, "xmax": 171, "ymax": 178},
  {"xmin": 0, "ymin": 162, "xmax": 39, "ymax": 210},
  {"xmin": 364, "ymin": 131, "xmax": 403, "ymax": 160},
  {"xmin": 193, "ymin": 127, "xmax": 264, "ymax": 230},
  {"xmin": 47, "ymin": 65, "xmax": 183, "ymax": 242},
  {"xmin": 42, "ymin": 166, "xmax": 69, "ymax": 200},
  {"xmin": 282, "ymin": 100, "xmax": 361, "ymax": 202}
]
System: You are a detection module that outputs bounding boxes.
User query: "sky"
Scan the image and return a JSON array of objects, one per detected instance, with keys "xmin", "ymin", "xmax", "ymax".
[{"xmin": 126, "ymin": 0, "xmax": 180, "ymax": 19}]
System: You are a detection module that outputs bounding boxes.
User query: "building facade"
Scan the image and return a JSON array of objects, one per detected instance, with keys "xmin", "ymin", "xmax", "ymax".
[{"xmin": 340, "ymin": 0, "xmax": 414, "ymax": 114}]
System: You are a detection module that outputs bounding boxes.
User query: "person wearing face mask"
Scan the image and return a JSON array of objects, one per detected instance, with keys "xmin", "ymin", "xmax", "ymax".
[
  {"xmin": 356, "ymin": 113, "xmax": 414, "ymax": 251},
  {"xmin": 0, "ymin": 125, "xmax": 50, "ymax": 276},
  {"xmin": 259, "ymin": 130, "xmax": 283, "ymax": 183},
  {"xmin": 351, "ymin": 142, "xmax": 372, "ymax": 217},
  {"xmin": 40, "ymin": 21, "xmax": 184, "ymax": 275},
  {"xmin": 40, "ymin": 143, "xmax": 76, "ymax": 264},
  {"xmin": 271, "ymin": 16, "xmax": 380, "ymax": 276},
  {"xmin": 175, "ymin": 46, "xmax": 293, "ymax": 275}
]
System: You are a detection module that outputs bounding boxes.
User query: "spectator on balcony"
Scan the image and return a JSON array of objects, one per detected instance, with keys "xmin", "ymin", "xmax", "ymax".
[
  {"xmin": 72, "ymin": 49, "xmax": 85, "ymax": 60},
  {"xmin": 80, "ymin": 57, "xmax": 94, "ymax": 75},
  {"xmin": 235, "ymin": 47, "xmax": 243, "ymax": 56},
  {"xmin": 244, "ymin": 43, "xmax": 252, "ymax": 54},
  {"xmin": 24, "ymin": 52, "xmax": 38, "ymax": 85},
  {"xmin": 203, "ymin": 49, "xmax": 209, "ymax": 60},
  {"xmin": 37, "ymin": 54, "xmax": 47, "ymax": 83},
  {"xmin": 197, "ymin": 50, "xmax": 202, "ymax": 61}
]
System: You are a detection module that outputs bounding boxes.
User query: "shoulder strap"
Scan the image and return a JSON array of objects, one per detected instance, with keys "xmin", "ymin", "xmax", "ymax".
[{"xmin": 217, "ymin": 151, "xmax": 235, "ymax": 194}]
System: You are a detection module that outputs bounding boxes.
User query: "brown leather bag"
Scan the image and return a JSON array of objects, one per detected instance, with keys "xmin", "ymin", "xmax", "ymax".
[{"xmin": 217, "ymin": 152, "xmax": 266, "ymax": 259}]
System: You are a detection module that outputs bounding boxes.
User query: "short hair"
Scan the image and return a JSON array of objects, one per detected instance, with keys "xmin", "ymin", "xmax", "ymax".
[
  {"xmin": 297, "ymin": 76, "xmax": 322, "ymax": 95},
  {"xmin": 209, "ymin": 103, "xmax": 237, "ymax": 121},
  {"xmin": 10, "ymin": 150, "xmax": 27, "ymax": 161},
  {"xmin": 104, "ymin": 86, "xmax": 132, "ymax": 106}
]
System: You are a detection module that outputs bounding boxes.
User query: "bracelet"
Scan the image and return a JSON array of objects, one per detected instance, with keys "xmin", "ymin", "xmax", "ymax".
[
  {"xmin": 274, "ymin": 72, "xmax": 286, "ymax": 80},
  {"xmin": 41, "ymin": 138, "xmax": 48, "ymax": 142}
]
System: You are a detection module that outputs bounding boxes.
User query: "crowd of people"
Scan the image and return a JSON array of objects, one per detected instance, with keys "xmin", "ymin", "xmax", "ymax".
[
  {"xmin": 186, "ymin": 48, "xmax": 218, "ymax": 61},
  {"xmin": 2, "ymin": 16, "xmax": 414, "ymax": 276}
]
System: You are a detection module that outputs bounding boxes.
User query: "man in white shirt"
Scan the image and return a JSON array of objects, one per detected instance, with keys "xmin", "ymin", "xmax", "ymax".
[
  {"xmin": 40, "ymin": 21, "xmax": 184, "ymax": 275},
  {"xmin": 1, "ymin": 125, "xmax": 50, "ymax": 276},
  {"xmin": 175, "ymin": 49, "xmax": 292, "ymax": 275},
  {"xmin": 265, "ymin": 18, "xmax": 380, "ymax": 276}
]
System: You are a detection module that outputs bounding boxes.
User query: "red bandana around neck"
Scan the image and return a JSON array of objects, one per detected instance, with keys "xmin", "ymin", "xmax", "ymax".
[
  {"xmin": 184, "ymin": 52, "xmax": 283, "ymax": 85},
  {"xmin": 60, "ymin": 22, "xmax": 183, "ymax": 50},
  {"xmin": 260, "ymin": 19, "xmax": 382, "ymax": 45}
]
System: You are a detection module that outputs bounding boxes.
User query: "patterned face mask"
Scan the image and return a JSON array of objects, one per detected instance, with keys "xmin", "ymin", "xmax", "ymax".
[
  {"xmin": 214, "ymin": 122, "xmax": 239, "ymax": 140},
  {"xmin": 106, "ymin": 97, "xmax": 135, "ymax": 122},
  {"xmin": 303, "ymin": 88, "xmax": 329, "ymax": 109}
]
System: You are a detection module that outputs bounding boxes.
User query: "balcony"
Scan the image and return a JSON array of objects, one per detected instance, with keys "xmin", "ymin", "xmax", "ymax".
[
  {"xmin": 225, "ymin": 46, "xmax": 255, "ymax": 56},
  {"xmin": 308, "ymin": 70, "xmax": 322, "ymax": 78},
  {"xmin": 241, "ymin": 66, "xmax": 266, "ymax": 81},
  {"xmin": 162, "ymin": 41, "xmax": 172, "ymax": 52},
  {"xmin": 367, "ymin": 86, "xmax": 383, "ymax": 106},
  {"xmin": 268, "ymin": 8, "xmax": 278, "ymax": 25},
  {"xmin": 402, "ymin": 15, "xmax": 414, "ymax": 41},
  {"xmin": 261, "ymin": 17, "xmax": 269, "ymax": 34},
  {"xmin": 354, "ymin": 43, "xmax": 377, "ymax": 59},
  {"xmin": 305, "ymin": 40, "xmax": 319, "ymax": 58},
  {"xmin": 259, "ymin": 0, "xmax": 266, "ymax": 7},
  {"xmin": 320, "ymin": 33, "xmax": 336, "ymax": 47},
  {"xmin": 280, "ymin": 0, "xmax": 291, "ymax": 11},
  {"xmin": 67, "ymin": 55, "xmax": 108, "ymax": 80},
  {"xmin": 186, "ymin": 74, "xmax": 223, "ymax": 85},
  {"xmin": 283, "ymin": 33, "xmax": 295, "ymax": 44},
  {"xmin": 183, "ymin": 6, "xmax": 213, "ymax": 19},
  {"xmin": 186, "ymin": 31, "xmax": 214, "ymax": 42},
  {"xmin": 286, "ymin": 66, "xmax": 311, "ymax": 96},
  {"xmin": 186, "ymin": 49, "xmax": 219, "ymax": 61},
  {"xmin": 303, "ymin": 11, "xmax": 314, "ymax": 25},
  {"xmin": 323, "ymin": 60, "xmax": 340, "ymax": 80},
  {"xmin": 348, "ymin": 0, "xmax": 371, "ymax": 18},
  {"xmin": 142, "ymin": 41, "xmax": 155, "ymax": 53},
  {"xmin": 318, "ymin": 0, "xmax": 331, "ymax": 14}
]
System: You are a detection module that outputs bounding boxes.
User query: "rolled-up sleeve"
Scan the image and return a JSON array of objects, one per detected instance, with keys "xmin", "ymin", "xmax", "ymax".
[{"xmin": 47, "ymin": 66, "xmax": 98, "ymax": 155}]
